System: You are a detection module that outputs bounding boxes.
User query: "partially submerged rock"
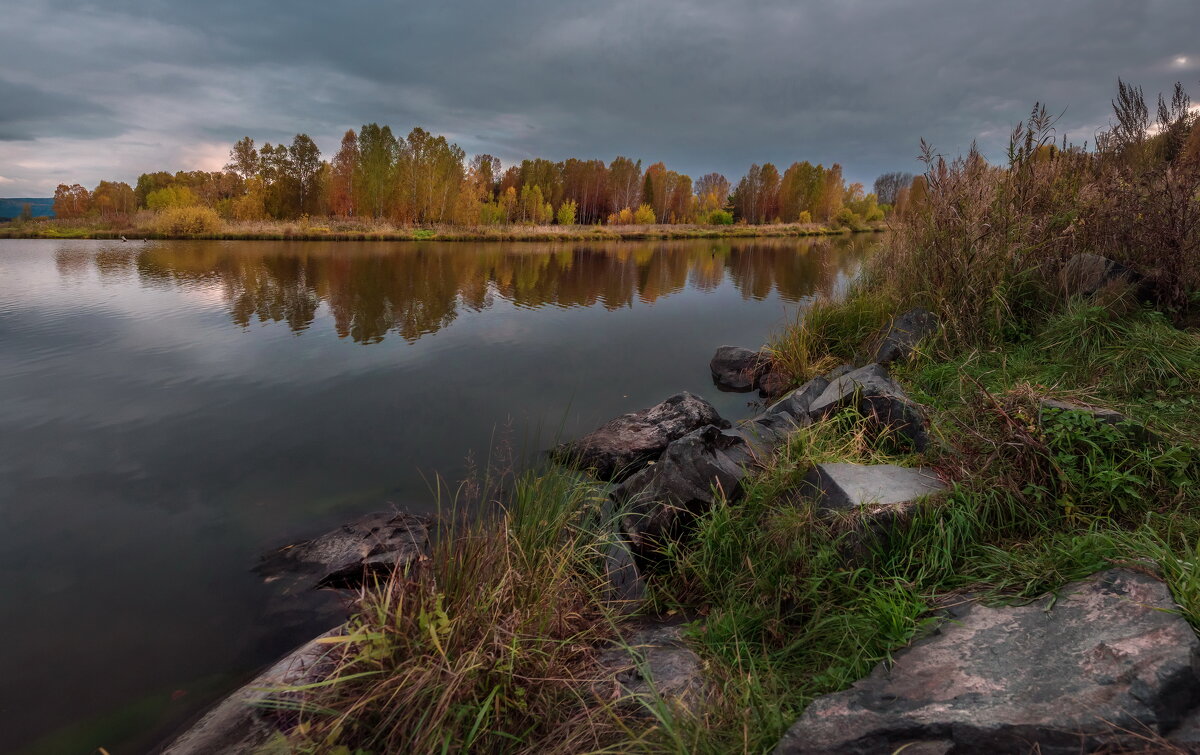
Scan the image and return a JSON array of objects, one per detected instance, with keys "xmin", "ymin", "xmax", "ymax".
[
  {"xmin": 556, "ymin": 392, "xmax": 728, "ymax": 481},
  {"xmin": 164, "ymin": 627, "xmax": 344, "ymax": 754},
  {"xmin": 775, "ymin": 569, "xmax": 1200, "ymax": 754},
  {"xmin": 867, "ymin": 307, "xmax": 938, "ymax": 365},
  {"xmin": 801, "ymin": 462, "xmax": 945, "ymax": 513},
  {"xmin": 710, "ymin": 345, "xmax": 768, "ymax": 391},
  {"xmin": 614, "ymin": 424, "xmax": 750, "ymax": 559},
  {"xmin": 595, "ymin": 619, "xmax": 707, "ymax": 714},
  {"xmin": 807, "ymin": 364, "xmax": 932, "ymax": 451},
  {"xmin": 258, "ymin": 511, "xmax": 430, "ymax": 591}
]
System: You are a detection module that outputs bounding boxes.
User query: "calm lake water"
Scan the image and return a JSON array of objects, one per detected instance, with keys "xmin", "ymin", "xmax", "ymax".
[{"xmin": 0, "ymin": 235, "xmax": 874, "ymax": 752}]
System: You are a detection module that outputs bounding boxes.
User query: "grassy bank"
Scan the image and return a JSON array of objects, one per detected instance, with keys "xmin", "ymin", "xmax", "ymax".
[
  {"xmin": 257, "ymin": 86, "xmax": 1199, "ymax": 753},
  {"xmin": 0, "ymin": 216, "xmax": 882, "ymax": 242}
]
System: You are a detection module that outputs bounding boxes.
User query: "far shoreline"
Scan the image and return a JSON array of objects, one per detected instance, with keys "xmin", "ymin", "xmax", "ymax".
[{"xmin": 0, "ymin": 219, "xmax": 886, "ymax": 243}]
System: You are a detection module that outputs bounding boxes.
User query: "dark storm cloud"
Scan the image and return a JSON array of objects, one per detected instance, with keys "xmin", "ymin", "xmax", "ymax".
[{"xmin": 1, "ymin": 0, "xmax": 1197, "ymax": 194}]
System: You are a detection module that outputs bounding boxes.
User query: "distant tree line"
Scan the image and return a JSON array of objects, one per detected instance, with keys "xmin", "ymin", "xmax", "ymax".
[{"xmin": 52, "ymin": 126, "xmax": 925, "ymax": 227}]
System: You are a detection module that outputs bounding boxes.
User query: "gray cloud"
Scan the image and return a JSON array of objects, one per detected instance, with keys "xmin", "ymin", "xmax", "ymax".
[
  {"xmin": 0, "ymin": 78, "xmax": 115, "ymax": 141},
  {"xmin": 1, "ymin": 0, "xmax": 1197, "ymax": 196}
]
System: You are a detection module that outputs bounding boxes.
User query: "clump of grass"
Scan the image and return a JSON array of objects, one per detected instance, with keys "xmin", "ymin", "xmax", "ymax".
[
  {"xmin": 284, "ymin": 466, "xmax": 633, "ymax": 754},
  {"xmin": 1034, "ymin": 300, "xmax": 1200, "ymax": 395},
  {"xmin": 767, "ymin": 289, "xmax": 896, "ymax": 382}
]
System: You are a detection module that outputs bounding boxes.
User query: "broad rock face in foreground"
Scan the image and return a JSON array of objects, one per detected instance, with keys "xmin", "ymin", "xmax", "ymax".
[
  {"xmin": 556, "ymin": 392, "xmax": 727, "ymax": 481},
  {"xmin": 774, "ymin": 569, "xmax": 1200, "ymax": 754}
]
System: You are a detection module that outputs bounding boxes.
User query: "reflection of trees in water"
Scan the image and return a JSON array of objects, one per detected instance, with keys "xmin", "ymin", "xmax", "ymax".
[{"xmin": 71, "ymin": 237, "xmax": 875, "ymax": 344}]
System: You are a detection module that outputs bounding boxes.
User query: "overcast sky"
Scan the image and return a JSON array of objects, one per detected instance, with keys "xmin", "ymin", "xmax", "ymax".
[{"xmin": 1, "ymin": 0, "xmax": 1197, "ymax": 197}]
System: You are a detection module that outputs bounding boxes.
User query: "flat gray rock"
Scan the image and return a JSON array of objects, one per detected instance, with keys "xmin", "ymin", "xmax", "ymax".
[
  {"xmin": 775, "ymin": 569, "xmax": 1200, "ymax": 754},
  {"xmin": 807, "ymin": 364, "xmax": 932, "ymax": 451},
  {"xmin": 595, "ymin": 619, "xmax": 707, "ymax": 715},
  {"xmin": 555, "ymin": 392, "xmax": 728, "ymax": 481},
  {"xmin": 808, "ymin": 364, "xmax": 895, "ymax": 417},
  {"xmin": 802, "ymin": 463, "xmax": 945, "ymax": 512}
]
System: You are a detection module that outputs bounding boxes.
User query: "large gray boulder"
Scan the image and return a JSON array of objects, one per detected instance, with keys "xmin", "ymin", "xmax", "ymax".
[
  {"xmin": 807, "ymin": 364, "xmax": 932, "ymax": 451},
  {"xmin": 775, "ymin": 569, "xmax": 1200, "ymax": 754},
  {"xmin": 801, "ymin": 463, "xmax": 945, "ymax": 513},
  {"xmin": 258, "ymin": 511, "xmax": 430, "ymax": 591},
  {"xmin": 613, "ymin": 424, "xmax": 750, "ymax": 558},
  {"xmin": 555, "ymin": 392, "xmax": 728, "ymax": 481},
  {"xmin": 601, "ymin": 528, "xmax": 647, "ymax": 608},
  {"xmin": 710, "ymin": 345, "xmax": 768, "ymax": 391},
  {"xmin": 867, "ymin": 307, "xmax": 938, "ymax": 365},
  {"xmin": 595, "ymin": 619, "xmax": 707, "ymax": 715},
  {"xmin": 164, "ymin": 627, "xmax": 345, "ymax": 754}
]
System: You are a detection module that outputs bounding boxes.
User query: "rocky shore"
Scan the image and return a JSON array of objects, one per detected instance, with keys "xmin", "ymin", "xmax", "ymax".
[{"xmin": 164, "ymin": 255, "xmax": 1200, "ymax": 753}]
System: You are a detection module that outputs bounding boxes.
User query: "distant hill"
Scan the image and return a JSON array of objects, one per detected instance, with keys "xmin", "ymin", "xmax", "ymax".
[{"xmin": 0, "ymin": 198, "xmax": 54, "ymax": 220}]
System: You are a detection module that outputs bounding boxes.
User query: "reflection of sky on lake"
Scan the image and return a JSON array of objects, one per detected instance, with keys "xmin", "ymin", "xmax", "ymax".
[{"xmin": 0, "ymin": 235, "xmax": 873, "ymax": 753}]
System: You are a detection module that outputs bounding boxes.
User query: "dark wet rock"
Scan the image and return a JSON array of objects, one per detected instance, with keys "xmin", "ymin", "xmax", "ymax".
[
  {"xmin": 595, "ymin": 619, "xmax": 707, "ymax": 714},
  {"xmin": 774, "ymin": 569, "xmax": 1200, "ymax": 755},
  {"xmin": 258, "ymin": 511, "xmax": 430, "ymax": 591},
  {"xmin": 1061, "ymin": 252, "xmax": 1141, "ymax": 298},
  {"xmin": 734, "ymin": 375, "xmax": 831, "ymax": 455},
  {"xmin": 613, "ymin": 425, "xmax": 750, "ymax": 559},
  {"xmin": 738, "ymin": 411, "xmax": 808, "ymax": 453},
  {"xmin": 807, "ymin": 364, "xmax": 932, "ymax": 451},
  {"xmin": 764, "ymin": 376, "xmax": 831, "ymax": 419},
  {"xmin": 601, "ymin": 527, "xmax": 647, "ymax": 608},
  {"xmin": 758, "ymin": 368, "xmax": 793, "ymax": 399},
  {"xmin": 824, "ymin": 364, "xmax": 854, "ymax": 380},
  {"xmin": 1168, "ymin": 708, "xmax": 1200, "ymax": 747},
  {"xmin": 164, "ymin": 627, "xmax": 345, "ymax": 754},
  {"xmin": 867, "ymin": 307, "xmax": 938, "ymax": 365},
  {"xmin": 555, "ymin": 392, "xmax": 728, "ymax": 481},
  {"xmin": 801, "ymin": 463, "xmax": 946, "ymax": 513},
  {"xmin": 710, "ymin": 345, "xmax": 768, "ymax": 391}
]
